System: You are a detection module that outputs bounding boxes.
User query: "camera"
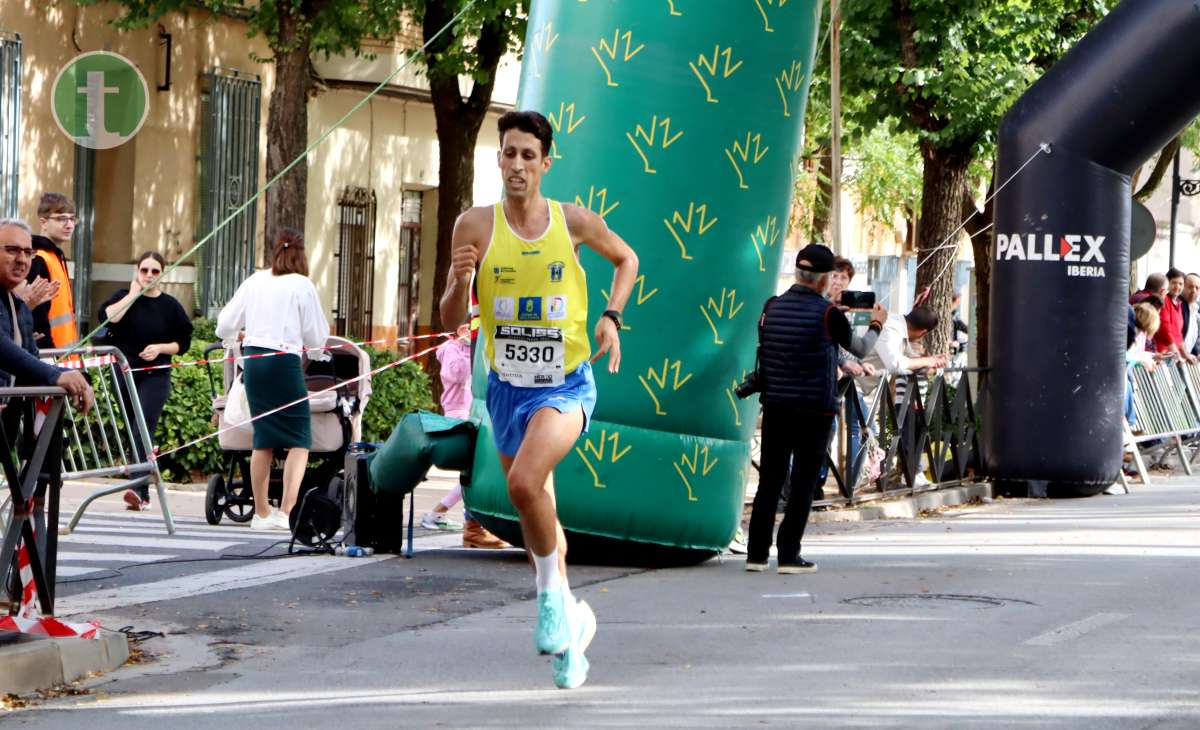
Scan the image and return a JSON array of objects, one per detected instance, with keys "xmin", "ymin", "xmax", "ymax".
[
  {"xmin": 839, "ymin": 290, "xmax": 876, "ymax": 309},
  {"xmin": 735, "ymin": 370, "xmax": 762, "ymax": 399}
]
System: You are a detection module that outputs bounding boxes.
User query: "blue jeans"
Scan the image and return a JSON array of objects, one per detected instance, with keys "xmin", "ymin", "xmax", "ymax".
[{"xmin": 818, "ymin": 390, "xmax": 869, "ymax": 483}]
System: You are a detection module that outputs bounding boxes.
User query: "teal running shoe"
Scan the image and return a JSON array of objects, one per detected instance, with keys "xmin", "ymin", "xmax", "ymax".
[
  {"xmin": 553, "ymin": 599, "xmax": 596, "ymax": 690},
  {"xmin": 534, "ymin": 588, "xmax": 570, "ymax": 655}
]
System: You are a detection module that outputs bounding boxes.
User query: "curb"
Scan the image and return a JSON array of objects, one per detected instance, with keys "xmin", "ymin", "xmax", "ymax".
[
  {"xmin": 0, "ymin": 630, "xmax": 129, "ymax": 695},
  {"xmin": 809, "ymin": 483, "xmax": 993, "ymax": 523}
]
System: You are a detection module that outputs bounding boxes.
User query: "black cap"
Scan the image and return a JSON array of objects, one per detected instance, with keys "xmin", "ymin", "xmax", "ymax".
[{"xmin": 795, "ymin": 243, "xmax": 835, "ymax": 273}]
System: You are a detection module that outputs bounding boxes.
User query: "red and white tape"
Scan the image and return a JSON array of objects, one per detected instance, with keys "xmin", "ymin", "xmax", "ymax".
[
  {"xmin": 152, "ymin": 337, "xmax": 449, "ymax": 461},
  {"xmin": 120, "ymin": 332, "xmax": 452, "ymax": 374}
]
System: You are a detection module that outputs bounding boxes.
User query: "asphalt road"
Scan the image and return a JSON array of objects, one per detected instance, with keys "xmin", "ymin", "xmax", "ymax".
[{"xmin": 4, "ymin": 478, "xmax": 1200, "ymax": 728}]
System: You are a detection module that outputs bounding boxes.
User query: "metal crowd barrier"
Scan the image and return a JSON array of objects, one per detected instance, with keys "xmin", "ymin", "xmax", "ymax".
[
  {"xmin": 814, "ymin": 367, "xmax": 985, "ymax": 507},
  {"xmin": 39, "ymin": 347, "xmax": 175, "ymax": 535},
  {"xmin": 0, "ymin": 387, "xmax": 67, "ymax": 614},
  {"xmin": 1126, "ymin": 360, "xmax": 1200, "ymax": 485}
]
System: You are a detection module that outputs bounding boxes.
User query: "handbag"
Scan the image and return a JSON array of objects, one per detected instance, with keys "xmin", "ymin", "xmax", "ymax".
[{"xmin": 225, "ymin": 372, "xmax": 251, "ymax": 426}]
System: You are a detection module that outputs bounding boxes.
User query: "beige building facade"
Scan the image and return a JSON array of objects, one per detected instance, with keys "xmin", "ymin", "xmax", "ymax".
[{"xmin": 0, "ymin": 2, "xmax": 517, "ymax": 344}]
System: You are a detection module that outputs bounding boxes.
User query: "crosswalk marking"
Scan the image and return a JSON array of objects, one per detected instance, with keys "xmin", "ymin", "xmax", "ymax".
[
  {"xmin": 57, "ymin": 551, "xmax": 177, "ymax": 563},
  {"xmin": 57, "ymin": 566, "xmax": 110, "ymax": 577},
  {"xmin": 66, "ymin": 521, "xmax": 283, "ymax": 542},
  {"xmin": 57, "ymin": 532, "xmax": 247, "ymax": 552},
  {"xmin": 60, "ymin": 554, "xmax": 391, "ymax": 616}
]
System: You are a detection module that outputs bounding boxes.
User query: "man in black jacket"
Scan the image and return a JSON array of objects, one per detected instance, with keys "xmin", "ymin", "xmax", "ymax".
[
  {"xmin": 746, "ymin": 244, "xmax": 883, "ymax": 574},
  {"xmin": 0, "ymin": 219, "xmax": 93, "ymax": 411}
]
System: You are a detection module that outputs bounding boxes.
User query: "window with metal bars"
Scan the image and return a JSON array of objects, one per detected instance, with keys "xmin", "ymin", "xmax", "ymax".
[
  {"xmin": 197, "ymin": 68, "xmax": 261, "ymax": 318},
  {"xmin": 334, "ymin": 187, "xmax": 376, "ymax": 341},
  {"xmin": 396, "ymin": 190, "xmax": 422, "ymax": 346},
  {"xmin": 0, "ymin": 31, "xmax": 20, "ymax": 218}
]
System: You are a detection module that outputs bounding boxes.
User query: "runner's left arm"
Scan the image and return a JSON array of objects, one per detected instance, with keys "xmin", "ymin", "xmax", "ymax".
[{"xmin": 564, "ymin": 204, "xmax": 639, "ymax": 373}]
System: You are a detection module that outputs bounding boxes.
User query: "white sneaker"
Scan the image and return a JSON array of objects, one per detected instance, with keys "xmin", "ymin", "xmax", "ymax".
[
  {"xmin": 271, "ymin": 510, "xmax": 292, "ymax": 531},
  {"xmin": 251, "ymin": 509, "xmax": 290, "ymax": 531},
  {"xmin": 421, "ymin": 511, "xmax": 464, "ymax": 530}
]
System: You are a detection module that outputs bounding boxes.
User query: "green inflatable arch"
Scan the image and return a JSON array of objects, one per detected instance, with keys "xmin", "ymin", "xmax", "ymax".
[{"xmin": 464, "ymin": 0, "xmax": 822, "ymax": 561}]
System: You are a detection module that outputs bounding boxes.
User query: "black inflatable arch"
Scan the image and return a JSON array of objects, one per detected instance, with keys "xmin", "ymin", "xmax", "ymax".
[{"xmin": 987, "ymin": 0, "xmax": 1200, "ymax": 495}]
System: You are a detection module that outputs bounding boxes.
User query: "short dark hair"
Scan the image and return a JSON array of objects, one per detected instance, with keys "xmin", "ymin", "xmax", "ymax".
[
  {"xmin": 1144, "ymin": 272, "xmax": 1166, "ymax": 292},
  {"xmin": 136, "ymin": 251, "xmax": 166, "ymax": 269},
  {"xmin": 832, "ymin": 257, "xmax": 855, "ymax": 278},
  {"xmin": 38, "ymin": 192, "xmax": 76, "ymax": 217},
  {"xmin": 905, "ymin": 306, "xmax": 939, "ymax": 333},
  {"xmin": 1167, "ymin": 267, "xmax": 1186, "ymax": 281},
  {"xmin": 498, "ymin": 111, "xmax": 553, "ymax": 157},
  {"xmin": 1144, "ymin": 294, "xmax": 1164, "ymax": 310},
  {"xmin": 271, "ymin": 227, "xmax": 309, "ymax": 277}
]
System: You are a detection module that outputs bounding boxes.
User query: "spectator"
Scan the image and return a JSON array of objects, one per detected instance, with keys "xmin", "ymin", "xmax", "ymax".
[
  {"xmin": 0, "ymin": 219, "xmax": 93, "ymax": 412},
  {"xmin": 101, "ymin": 251, "xmax": 194, "ymax": 510},
  {"xmin": 951, "ymin": 293, "xmax": 969, "ymax": 355},
  {"xmin": 1130, "ymin": 273, "xmax": 1166, "ymax": 307},
  {"xmin": 1153, "ymin": 268, "xmax": 1190, "ymax": 361},
  {"xmin": 420, "ymin": 323, "xmax": 510, "ymax": 550},
  {"xmin": 866, "ymin": 305, "xmax": 947, "ymax": 487},
  {"xmin": 815, "ymin": 256, "xmax": 879, "ymax": 499},
  {"xmin": 216, "ymin": 228, "xmax": 329, "ymax": 531},
  {"xmin": 26, "ymin": 193, "xmax": 79, "ymax": 347},
  {"xmin": 746, "ymin": 244, "xmax": 882, "ymax": 574},
  {"xmin": 1180, "ymin": 273, "xmax": 1200, "ymax": 359},
  {"xmin": 1126, "ymin": 303, "xmax": 1160, "ymax": 435}
]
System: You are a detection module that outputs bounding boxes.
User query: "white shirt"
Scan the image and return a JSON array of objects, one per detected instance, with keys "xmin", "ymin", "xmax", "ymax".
[
  {"xmin": 873, "ymin": 312, "xmax": 917, "ymax": 373},
  {"xmin": 1185, "ymin": 301, "xmax": 1199, "ymax": 355},
  {"xmin": 216, "ymin": 270, "xmax": 330, "ymax": 358}
]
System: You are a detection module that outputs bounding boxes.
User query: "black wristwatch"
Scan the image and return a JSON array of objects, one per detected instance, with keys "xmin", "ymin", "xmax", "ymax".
[{"xmin": 602, "ymin": 309, "xmax": 623, "ymax": 329}]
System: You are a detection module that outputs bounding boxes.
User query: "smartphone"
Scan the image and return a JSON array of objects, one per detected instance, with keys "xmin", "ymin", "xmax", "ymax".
[{"xmin": 840, "ymin": 290, "xmax": 876, "ymax": 309}]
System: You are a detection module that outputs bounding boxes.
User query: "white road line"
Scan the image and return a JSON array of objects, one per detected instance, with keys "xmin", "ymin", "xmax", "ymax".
[
  {"xmin": 74, "ymin": 512, "xmax": 210, "ymax": 525},
  {"xmin": 58, "ymin": 533, "xmax": 248, "ymax": 551},
  {"xmin": 56, "ymin": 551, "xmax": 177, "ymax": 563},
  {"xmin": 56, "ymin": 566, "xmax": 107, "ymax": 577},
  {"xmin": 761, "ymin": 593, "xmax": 814, "ymax": 600},
  {"xmin": 1023, "ymin": 612, "xmax": 1130, "ymax": 647},
  {"xmin": 66, "ymin": 522, "xmax": 282, "ymax": 542},
  {"xmin": 59, "ymin": 553, "xmax": 392, "ymax": 616}
]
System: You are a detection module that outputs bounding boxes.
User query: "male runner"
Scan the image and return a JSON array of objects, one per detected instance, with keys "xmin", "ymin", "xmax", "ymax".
[{"xmin": 439, "ymin": 110, "xmax": 638, "ymax": 689}]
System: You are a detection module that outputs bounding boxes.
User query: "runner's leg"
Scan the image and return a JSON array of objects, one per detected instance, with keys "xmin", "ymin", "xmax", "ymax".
[{"xmin": 501, "ymin": 406, "xmax": 584, "ymax": 575}]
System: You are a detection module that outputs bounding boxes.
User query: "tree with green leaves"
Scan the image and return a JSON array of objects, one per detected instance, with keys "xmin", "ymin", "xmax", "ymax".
[
  {"xmin": 838, "ymin": 0, "xmax": 1116, "ymax": 360},
  {"xmin": 84, "ymin": 0, "xmax": 409, "ymax": 249},
  {"xmin": 409, "ymin": 0, "xmax": 526, "ymax": 334}
]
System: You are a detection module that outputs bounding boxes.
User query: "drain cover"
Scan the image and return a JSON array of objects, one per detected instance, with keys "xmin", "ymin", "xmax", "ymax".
[{"xmin": 842, "ymin": 593, "xmax": 1035, "ymax": 609}]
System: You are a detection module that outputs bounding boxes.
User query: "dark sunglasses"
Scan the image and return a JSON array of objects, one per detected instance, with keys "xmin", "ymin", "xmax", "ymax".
[{"xmin": 139, "ymin": 267, "xmax": 162, "ymax": 275}]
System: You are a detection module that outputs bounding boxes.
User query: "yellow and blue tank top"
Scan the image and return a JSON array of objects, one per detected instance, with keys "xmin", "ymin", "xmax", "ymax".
[{"xmin": 476, "ymin": 200, "xmax": 590, "ymax": 387}]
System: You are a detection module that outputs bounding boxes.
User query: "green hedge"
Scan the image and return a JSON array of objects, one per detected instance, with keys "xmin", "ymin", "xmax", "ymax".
[
  {"xmin": 151, "ymin": 320, "xmax": 435, "ymax": 481},
  {"xmin": 361, "ymin": 346, "xmax": 436, "ymax": 443}
]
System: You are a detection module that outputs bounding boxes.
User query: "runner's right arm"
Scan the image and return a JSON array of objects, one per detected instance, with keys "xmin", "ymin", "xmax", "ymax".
[{"xmin": 439, "ymin": 208, "xmax": 489, "ymax": 328}]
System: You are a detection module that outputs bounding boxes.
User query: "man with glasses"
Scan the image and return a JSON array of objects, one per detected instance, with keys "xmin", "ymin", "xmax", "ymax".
[
  {"xmin": 27, "ymin": 193, "xmax": 80, "ymax": 348},
  {"xmin": 0, "ymin": 219, "xmax": 93, "ymax": 409}
]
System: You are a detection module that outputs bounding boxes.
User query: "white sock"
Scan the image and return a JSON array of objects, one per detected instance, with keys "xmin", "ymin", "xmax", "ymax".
[{"xmin": 533, "ymin": 550, "xmax": 562, "ymax": 594}]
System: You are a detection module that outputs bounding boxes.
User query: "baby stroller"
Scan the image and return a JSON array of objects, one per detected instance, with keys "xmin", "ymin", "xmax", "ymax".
[{"xmin": 203, "ymin": 337, "xmax": 372, "ymax": 526}]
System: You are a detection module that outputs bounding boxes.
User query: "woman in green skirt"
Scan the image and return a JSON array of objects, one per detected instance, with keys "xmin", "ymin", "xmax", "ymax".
[{"xmin": 216, "ymin": 228, "xmax": 330, "ymax": 531}]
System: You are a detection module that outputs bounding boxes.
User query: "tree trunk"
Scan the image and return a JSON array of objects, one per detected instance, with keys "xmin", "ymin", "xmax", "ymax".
[
  {"xmin": 810, "ymin": 145, "xmax": 834, "ymax": 243},
  {"xmin": 962, "ymin": 179, "xmax": 995, "ymax": 368},
  {"xmin": 913, "ymin": 141, "xmax": 974, "ymax": 358},
  {"xmin": 264, "ymin": 11, "xmax": 311, "ymax": 256},
  {"xmin": 423, "ymin": 2, "xmax": 507, "ymax": 336},
  {"xmin": 429, "ymin": 112, "xmax": 482, "ymax": 335}
]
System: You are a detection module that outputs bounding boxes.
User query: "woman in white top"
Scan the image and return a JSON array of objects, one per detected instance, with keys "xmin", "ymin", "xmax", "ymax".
[{"xmin": 216, "ymin": 228, "xmax": 329, "ymax": 530}]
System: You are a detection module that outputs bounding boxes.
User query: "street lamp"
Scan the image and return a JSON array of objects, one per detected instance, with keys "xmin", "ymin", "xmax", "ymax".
[{"xmin": 1170, "ymin": 148, "xmax": 1200, "ymax": 267}]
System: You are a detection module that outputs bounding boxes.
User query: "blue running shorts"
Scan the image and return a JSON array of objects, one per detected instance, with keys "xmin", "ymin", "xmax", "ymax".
[{"xmin": 486, "ymin": 361, "xmax": 597, "ymax": 457}]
